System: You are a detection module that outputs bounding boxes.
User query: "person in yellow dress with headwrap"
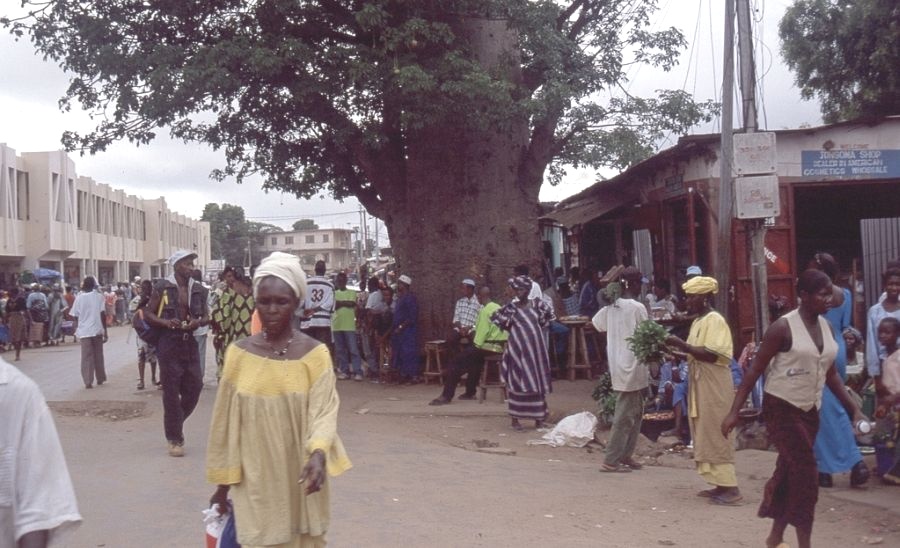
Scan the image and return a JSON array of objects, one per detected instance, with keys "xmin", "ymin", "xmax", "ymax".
[
  {"xmin": 207, "ymin": 252, "xmax": 351, "ymax": 547},
  {"xmin": 666, "ymin": 276, "xmax": 741, "ymax": 505}
]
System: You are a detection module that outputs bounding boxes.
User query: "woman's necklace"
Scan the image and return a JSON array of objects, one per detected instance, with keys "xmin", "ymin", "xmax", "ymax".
[{"xmin": 262, "ymin": 330, "xmax": 294, "ymax": 357}]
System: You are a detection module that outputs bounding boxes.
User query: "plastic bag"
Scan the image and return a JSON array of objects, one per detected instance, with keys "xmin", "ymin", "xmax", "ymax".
[
  {"xmin": 202, "ymin": 504, "xmax": 241, "ymax": 548},
  {"xmin": 527, "ymin": 411, "xmax": 597, "ymax": 448}
]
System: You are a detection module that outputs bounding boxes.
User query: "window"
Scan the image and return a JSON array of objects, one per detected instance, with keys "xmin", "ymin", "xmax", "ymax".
[
  {"xmin": 305, "ymin": 235, "xmax": 315, "ymax": 243},
  {"xmin": 77, "ymin": 190, "xmax": 87, "ymax": 229},
  {"xmin": 285, "ymin": 236, "xmax": 294, "ymax": 245},
  {"xmin": 16, "ymin": 171, "xmax": 29, "ymax": 221},
  {"xmin": 270, "ymin": 236, "xmax": 277, "ymax": 245},
  {"xmin": 322, "ymin": 234, "xmax": 329, "ymax": 243}
]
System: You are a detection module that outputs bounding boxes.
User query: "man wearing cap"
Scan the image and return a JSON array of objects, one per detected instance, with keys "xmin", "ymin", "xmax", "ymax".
[
  {"xmin": 592, "ymin": 266, "xmax": 649, "ymax": 472},
  {"xmin": 449, "ymin": 278, "xmax": 481, "ymax": 352},
  {"xmin": 144, "ymin": 250, "xmax": 209, "ymax": 457},
  {"xmin": 430, "ymin": 286, "xmax": 507, "ymax": 405},
  {"xmin": 391, "ymin": 274, "xmax": 420, "ymax": 382},
  {"xmin": 300, "ymin": 260, "xmax": 335, "ymax": 346}
]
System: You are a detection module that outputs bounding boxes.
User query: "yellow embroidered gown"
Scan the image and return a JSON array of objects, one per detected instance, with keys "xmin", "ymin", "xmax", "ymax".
[{"xmin": 207, "ymin": 344, "xmax": 351, "ymax": 547}]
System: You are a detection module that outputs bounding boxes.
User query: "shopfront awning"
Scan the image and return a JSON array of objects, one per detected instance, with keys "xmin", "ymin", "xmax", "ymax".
[{"xmin": 541, "ymin": 183, "xmax": 640, "ymax": 228}]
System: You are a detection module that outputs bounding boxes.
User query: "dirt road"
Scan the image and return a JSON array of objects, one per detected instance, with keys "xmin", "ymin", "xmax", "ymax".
[{"xmin": 9, "ymin": 326, "xmax": 899, "ymax": 547}]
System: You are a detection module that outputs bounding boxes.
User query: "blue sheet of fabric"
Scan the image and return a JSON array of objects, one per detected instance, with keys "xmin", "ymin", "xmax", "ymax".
[{"xmin": 814, "ymin": 287, "xmax": 862, "ymax": 474}]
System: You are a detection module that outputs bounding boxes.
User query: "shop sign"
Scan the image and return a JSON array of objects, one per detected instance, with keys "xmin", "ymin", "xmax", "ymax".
[{"xmin": 801, "ymin": 149, "xmax": 900, "ymax": 179}]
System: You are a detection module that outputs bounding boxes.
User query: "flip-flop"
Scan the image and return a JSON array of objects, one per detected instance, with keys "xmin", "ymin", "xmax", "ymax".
[
  {"xmin": 622, "ymin": 459, "xmax": 643, "ymax": 470},
  {"xmin": 600, "ymin": 463, "xmax": 632, "ymax": 473},
  {"xmin": 696, "ymin": 488, "xmax": 720, "ymax": 498},
  {"xmin": 709, "ymin": 493, "xmax": 743, "ymax": 506}
]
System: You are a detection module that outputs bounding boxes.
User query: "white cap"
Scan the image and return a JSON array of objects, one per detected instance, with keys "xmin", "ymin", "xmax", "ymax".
[
  {"xmin": 686, "ymin": 265, "xmax": 702, "ymax": 276},
  {"xmin": 168, "ymin": 249, "xmax": 198, "ymax": 267},
  {"xmin": 133, "ymin": 276, "xmax": 142, "ymax": 282},
  {"xmin": 398, "ymin": 274, "xmax": 412, "ymax": 286},
  {"xmin": 461, "ymin": 278, "xmax": 475, "ymax": 287}
]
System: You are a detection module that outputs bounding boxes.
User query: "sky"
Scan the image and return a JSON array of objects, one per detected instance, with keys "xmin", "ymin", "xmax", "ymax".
[{"xmin": 0, "ymin": 0, "xmax": 821, "ymax": 241}]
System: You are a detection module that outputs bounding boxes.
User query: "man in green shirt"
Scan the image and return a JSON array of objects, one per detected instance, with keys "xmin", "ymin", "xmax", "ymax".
[
  {"xmin": 430, "ymin": 287, "xmax": 508, "ymax": 405},
  {"xmin": 332, "ymin": 272, "xmax": 363, "ymax": 380}
]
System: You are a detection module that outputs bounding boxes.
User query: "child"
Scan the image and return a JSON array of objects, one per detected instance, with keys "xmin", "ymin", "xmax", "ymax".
[
  {"xmin": 658, "ymin": 353, "xmax": 689, "ymax": 442},
  {"xmin": 875, "ymin": 317, "xmax": 900, "ymax": 485},
  {"xmin": 132, "ymin": 280, "xmax": 159, "ymax": 390}
]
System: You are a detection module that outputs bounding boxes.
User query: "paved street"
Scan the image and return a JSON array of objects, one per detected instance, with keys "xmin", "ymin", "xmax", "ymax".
[{"xmin": 7, "ymin": 326, "xmax": 900, "ymax": 547}]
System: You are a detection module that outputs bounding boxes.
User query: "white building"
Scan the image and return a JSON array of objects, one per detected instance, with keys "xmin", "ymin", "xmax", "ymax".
[
  {"xmin": 259, "ymin": 228, "xmax": 354, "ymax": 272},
  {"xmin": 0, "ymin": 145, "xmax": 210, "ymax": 287}
]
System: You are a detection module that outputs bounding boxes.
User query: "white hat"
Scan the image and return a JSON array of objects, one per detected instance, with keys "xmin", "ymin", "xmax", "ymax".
[
  {"xmin": 133, "ymin": 276, "xmax": 142, "ymax": 282},
  {"xmin": 169, "ymin": 249, "xmax": 198, "ymax": 267},
  {"xmin": 398, "ymin": 274, "xmax": 412, "ymax": 286},
  {"xmin": 461, "ymin": 278, "xmax": 475, "ymax": 287}
]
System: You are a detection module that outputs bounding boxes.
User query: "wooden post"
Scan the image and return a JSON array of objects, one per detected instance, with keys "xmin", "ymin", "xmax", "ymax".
[{"xmin": 714, "ymin": 0, "xmax": 736, "ymax": 317}]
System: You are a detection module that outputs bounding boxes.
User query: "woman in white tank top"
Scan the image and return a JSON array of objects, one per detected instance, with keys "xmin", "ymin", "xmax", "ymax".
[{"xmin": 722, "ymin": 269, "xmax": 867, "ymax": 548}]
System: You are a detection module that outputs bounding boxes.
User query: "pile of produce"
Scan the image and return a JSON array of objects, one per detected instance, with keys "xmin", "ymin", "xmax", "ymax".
[{"xmin": 626, "ymin": 319, "xmax": 670, "ymax": 364}]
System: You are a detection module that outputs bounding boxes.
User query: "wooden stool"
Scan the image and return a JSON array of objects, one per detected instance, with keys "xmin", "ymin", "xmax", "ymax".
[
  {"xmin": 479, "ymin": 353, "xmax": 507, "ymax": 403},
  {"xmin": 561, "ymin": 320, "xmax": 592, "ymax": 381},
  {"xmin": 423, "ymin": 340, "xmax": 447, "ymax": 385}
]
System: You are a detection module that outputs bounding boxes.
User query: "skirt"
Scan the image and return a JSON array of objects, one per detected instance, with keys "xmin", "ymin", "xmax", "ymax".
[
  {"xmin": 758, "ymin": 393, "xmax": 820, "ymax": 530},
  {"xmin": 507, "ymin": 391, "xmax": 548, "ymax": 420}
]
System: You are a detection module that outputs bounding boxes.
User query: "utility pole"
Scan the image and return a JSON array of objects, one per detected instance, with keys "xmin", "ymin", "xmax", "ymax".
[
  {"xmin": 714, "ymin": 0, "xmax": 736, "ymax": 317},
  {"xmin": 736, "ymin": 0, "xmax": 770, "ymax": 338}
]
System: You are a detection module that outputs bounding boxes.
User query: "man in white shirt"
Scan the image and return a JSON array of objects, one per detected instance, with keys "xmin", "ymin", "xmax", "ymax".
[
  {"xmin": 300, "ymin": 260, "xmax": 335, "ymax": 346},
  {"xmin": 69, "ymin": 276, "xmax": 108, "ymax": 389},
  {"xmin": 592, "ymin": 267, "xmax": 649, "ymax": 473},
  {"xmin": 449, "ymin": 278, "xmax": 481, "ymax": 351},
  {"xmin": 0, "ymin": 357, "xmax": 81, "ymax": 548}
]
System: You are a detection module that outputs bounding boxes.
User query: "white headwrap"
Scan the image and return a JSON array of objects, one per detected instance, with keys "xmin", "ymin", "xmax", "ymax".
[{"xmin": 253, "ymin": 252, "xmax": 308, "ymax": 300}]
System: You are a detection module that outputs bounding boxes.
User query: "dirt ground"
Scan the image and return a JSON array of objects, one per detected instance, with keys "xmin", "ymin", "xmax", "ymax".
[{"xmin": 9, "ymin": 326, "xmax": 900, "ymax": 547}]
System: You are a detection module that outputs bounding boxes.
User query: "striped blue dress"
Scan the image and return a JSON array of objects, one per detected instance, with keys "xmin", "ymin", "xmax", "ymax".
[{"xmin": 491, "ymin": 298, "xmax": 554, "ymax": 419}]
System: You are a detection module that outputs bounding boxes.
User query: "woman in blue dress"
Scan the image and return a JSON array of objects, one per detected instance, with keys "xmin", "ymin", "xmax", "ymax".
[
  {"xmin": 809, "ymin": 253, "xmax": 869, "ymax": 487},
  {"xmin": 391, "ymin": 274, "xmax": 420, "ymax": 383}
]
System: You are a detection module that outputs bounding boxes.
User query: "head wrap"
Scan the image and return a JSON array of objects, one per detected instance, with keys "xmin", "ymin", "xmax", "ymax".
[
  {"xmin": 252, "ymin": 252, "xmax": 307, "ymax": 300},
  {"xmin": 682, "ymin": 276, "xmax": 719, "ymax": 295},
  {"xmin": 842, "ymin": 326, "xmax": 863, "ymax": 347},
  {"xmin": 509, "ymin": 275, "xmax": 533, "ymax": 291}
]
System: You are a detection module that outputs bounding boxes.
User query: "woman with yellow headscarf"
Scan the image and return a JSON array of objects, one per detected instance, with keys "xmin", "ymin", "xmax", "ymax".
[{"xmin": 666, "ymin": 276, "xmax": 741, "ymax": 505}]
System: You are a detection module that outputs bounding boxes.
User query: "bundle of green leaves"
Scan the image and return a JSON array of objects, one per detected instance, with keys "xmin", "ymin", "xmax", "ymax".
[
  {"xmin": 591, "ymin": 372, "xmax": 617, "ymax": 427},
  {"xmin": 626, "ymin": 319, "xmax": 670, "ymax": 365}
]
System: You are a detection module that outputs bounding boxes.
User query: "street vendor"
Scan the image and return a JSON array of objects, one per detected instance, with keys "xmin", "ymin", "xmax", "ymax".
[{"xmin": 665, "ymin": 276, "xmax": 741, "ymax": 506}]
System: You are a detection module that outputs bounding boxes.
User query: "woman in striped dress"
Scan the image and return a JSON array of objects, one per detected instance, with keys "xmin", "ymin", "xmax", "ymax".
[{"xmin": 491, "ymin": 275, "xmax": 555, "ymax": 431}]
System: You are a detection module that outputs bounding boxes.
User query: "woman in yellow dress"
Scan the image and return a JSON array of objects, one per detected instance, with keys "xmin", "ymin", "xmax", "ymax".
[
  {"xmin": 666, "ymin": 276, "xmax": 741, "ymax": 505},
  {"xmin": 207, "ymin": 252, "xmax": 351, "ymax": 547}
]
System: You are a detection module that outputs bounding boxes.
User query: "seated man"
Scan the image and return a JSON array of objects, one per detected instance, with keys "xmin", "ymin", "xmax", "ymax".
[
  {"xmin": 658, "ymin": 353, "xmax": 689, "ymax": 441},
  {"xmin": 429, "ymin": 287, "xmax": 507, "ymax": 405}
]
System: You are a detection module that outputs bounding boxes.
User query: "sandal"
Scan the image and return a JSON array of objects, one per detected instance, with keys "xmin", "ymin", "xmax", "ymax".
[
  {"xmin": 137, "ymin": 381, "xmax": 145, "ymax": 390},
  {"xmin": 622, "ymin": 458, "xmax": 643, "ymax": 470},
  {"xmin": 697, "ymin": 488, "xmax": 721, "ymax": 498},
  {"xmin": 600, "ymin": 463, "xmax": 632, "ymax": 473},
  {"xmin": 709, "ymin": 493, "xmax": 743, "ymax": 506}
]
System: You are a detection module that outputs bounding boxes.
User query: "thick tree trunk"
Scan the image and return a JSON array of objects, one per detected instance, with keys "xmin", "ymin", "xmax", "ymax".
[{"xmin": 381, "ymin": 19, "xmax": 545, "ymax": 345}]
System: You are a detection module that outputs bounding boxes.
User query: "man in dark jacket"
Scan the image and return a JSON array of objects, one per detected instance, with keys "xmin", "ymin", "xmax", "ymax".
[{"xmin": 145, "ymin": 250, "xmax": 208, "ymax": 457}]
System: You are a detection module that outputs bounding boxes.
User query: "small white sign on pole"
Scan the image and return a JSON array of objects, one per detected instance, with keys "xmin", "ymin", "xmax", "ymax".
[
  {"xmin": 735, "ymin": 175, "xmax": 780, "ymax": 219},
  {"xmin": 734, "ymin": 132, "xmax": 777, "ymax": 175}
]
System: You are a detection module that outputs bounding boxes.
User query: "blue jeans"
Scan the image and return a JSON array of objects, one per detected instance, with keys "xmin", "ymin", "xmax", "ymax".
[{"xmin": 333, "ymin": 330, "xmax": 362, "ymax": 375}]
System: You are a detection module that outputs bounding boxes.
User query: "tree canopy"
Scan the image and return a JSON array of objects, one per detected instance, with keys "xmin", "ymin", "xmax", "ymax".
[
  {"xmin": 780, "ymin": 0, "xmax": 900, "ymax": 123},
  {"xmin": 293, "ymin": 219, "xmax": 319, "ymax": 231},
  {"xmin": 5, "ymin": 0, "xmax": 714, "ymax": 218}
]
